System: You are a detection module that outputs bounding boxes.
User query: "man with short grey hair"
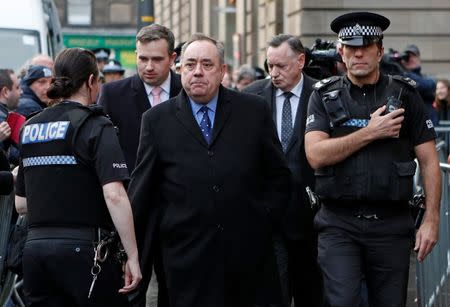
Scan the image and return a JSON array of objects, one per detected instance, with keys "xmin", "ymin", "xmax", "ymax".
[
  {"xmin": 235, "ymin": 64, "xmax": 256, "ymax": 91},
  {"xmin": 129, "ymin": 32, "xmax": 290, "ymax": 307},
  {"xmin": 244, "ymin": 33, "xmax": 321, "ymax": 307}
]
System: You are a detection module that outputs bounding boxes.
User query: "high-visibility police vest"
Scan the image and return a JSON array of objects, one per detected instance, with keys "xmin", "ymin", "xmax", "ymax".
[
  {"xmin": 313, "ymin": 75, "xmax": 417, "ymax": 202},
  {"xmin": 20, "ymin": 102, "xmax": 112, "ymax": 227}
]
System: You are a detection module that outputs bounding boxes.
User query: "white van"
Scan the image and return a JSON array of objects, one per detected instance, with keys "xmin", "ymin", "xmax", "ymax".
[{"xmin": 0, "ymin": 0, "xmax": 63, "ymax": 72}]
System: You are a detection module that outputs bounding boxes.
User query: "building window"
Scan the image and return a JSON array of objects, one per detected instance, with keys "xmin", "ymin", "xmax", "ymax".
[
  {"xmin": 110, "ymin": 3, "xmax": 132, "ymax": 24},
  {"xmin": 67, "ymin": 0, "xmax": 92, "ymax": 25}
]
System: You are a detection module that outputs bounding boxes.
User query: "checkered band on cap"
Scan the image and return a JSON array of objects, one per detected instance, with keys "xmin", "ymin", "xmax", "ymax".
[{"xmin": 338, "ymin": 23, "xmax": 383, "ymax": 39}]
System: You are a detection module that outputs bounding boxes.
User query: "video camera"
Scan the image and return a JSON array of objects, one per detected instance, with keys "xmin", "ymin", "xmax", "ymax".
[
  {"xmin": 380, "ymin": 48, "xmax": 408, "ymax": 76},
  {"xmin": 304, "ymin": 39, "xmax": 342, "ymax": 79},
  {"xmin": 385, "ymin": 48, "xmax": 410, "ymax": 64}
]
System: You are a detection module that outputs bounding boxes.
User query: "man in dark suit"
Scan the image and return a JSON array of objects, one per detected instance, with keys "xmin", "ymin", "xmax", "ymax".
[
  {"xmin": 243, "ymin": 34, "xmax": 321, "ymax": 307},
  {"xmin": 98, "ymin": 24, "xmax": 182, "ymax": 307},
  {"xmin": 98, "ymin": 24, "xmax": 182, "ymax": 172},
  {"xmin": 128, "ymin": 33, "xmax": 291, "ymax": 307}
]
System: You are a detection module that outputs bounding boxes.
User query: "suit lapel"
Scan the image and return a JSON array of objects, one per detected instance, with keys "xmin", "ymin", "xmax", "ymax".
[
  {"xmin": 285, "ymin": 75, "xmax": 313, "ymax": 153},
  {"xmin": 169, "ymin": 70, "xmax": 182, "ymax": 98},
  {"xmin": 210, "ymin": 86, "xmax": 232, "ymax": 146},
  {"xmin": 263, "ymin": 82, "xmax": 277, "ymax": 123},
  {"xmin": 175, "ymin": 91, "xmax": 209, "ymax": 148},
  {"xmin": 131, "ymin": 74, "xmax": 151, "ymax": 115}
]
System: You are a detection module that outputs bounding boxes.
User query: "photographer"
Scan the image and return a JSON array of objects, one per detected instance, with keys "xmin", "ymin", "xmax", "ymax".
[{"xmin": 401, "ymin": 44, "xmax": 438, "ymax": 125}]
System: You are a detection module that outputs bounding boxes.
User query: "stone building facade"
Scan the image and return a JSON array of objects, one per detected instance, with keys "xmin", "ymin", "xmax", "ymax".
[
  {"xmin": 154, "ymin": 0, "xmax": 450, "ymax": 78},
  {"xmin": 51, "ymin": 0, "xmax": 450, "ymax": 78}
]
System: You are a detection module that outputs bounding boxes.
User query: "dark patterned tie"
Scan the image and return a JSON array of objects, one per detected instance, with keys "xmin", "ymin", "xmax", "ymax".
[
  {"xmin": 199, "ymin": 106, "xmax": 212, "ymax": 144},
  {"xmin": 281, "ymin": 92, "xmax": 293, "ymax": 152}
]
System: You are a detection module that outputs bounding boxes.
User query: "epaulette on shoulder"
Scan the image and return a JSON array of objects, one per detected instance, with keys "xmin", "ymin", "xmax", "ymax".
[
  {"xmin": 391, "ymin": 75, "xmax": 417, "ymax": 88},
  {"xmin": 88, "ymin": 104, "xmax": 106, "ymax": 116},
  {"xmin": 313, "ymin": 76, "xmax": 341, "ymax": 91},
  {"xmin": 26, "ymin": 109, "xmax": 43, "ymax": 120}
]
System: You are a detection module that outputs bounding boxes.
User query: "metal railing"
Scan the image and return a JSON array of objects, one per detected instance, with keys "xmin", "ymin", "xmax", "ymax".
[
  {"xmin": 0, "ymin": 194, "xmax": 25, "ymax": 307},
  {"xmin": 415, "ymin": 140, "xmax": 450, "ymax": 307},
  {"xmin": 434, "ymin": 126, "xmax": 450, "ymax": 157}
]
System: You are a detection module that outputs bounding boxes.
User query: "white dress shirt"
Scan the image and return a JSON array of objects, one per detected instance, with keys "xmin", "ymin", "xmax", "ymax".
[{"xmin": 275, "ymin": 74, "xmax": 304, "ymax": 141}]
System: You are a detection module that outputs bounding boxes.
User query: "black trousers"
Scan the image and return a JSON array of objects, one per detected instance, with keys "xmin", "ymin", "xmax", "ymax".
[
  {"xmin": 286, "ymin": 237, "xmax": 323, "ymax": 307},
  {"xmin": 23, "ymin": 233, "xmax": 129, "ymax": 307},
  {"xmin": 267, "ymin": 233, "xmax": 322, "ymax": 307},
  {"xmin": 315, "ymin": 204, "xmax": 414, "ymax": 307},
  {"xmin": 129, "ymin": 244, "xmax": 168, "ymax": 307}
]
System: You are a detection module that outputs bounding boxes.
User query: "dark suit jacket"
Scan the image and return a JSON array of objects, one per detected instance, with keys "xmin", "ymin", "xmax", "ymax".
[
  {"xmin": 0, "ymin": 149, "xmax": 12, "ymax": 195},
  {"xmin": 243, "ymin": 74, "xmax": 317, "ymax": 240},
  {"xmin": 98, "ymin": 71, "xmax": 182, "ymax": 171},
  {"xmin": 128, "ymin": 87, "xmax": 291, "ymax": 307}
]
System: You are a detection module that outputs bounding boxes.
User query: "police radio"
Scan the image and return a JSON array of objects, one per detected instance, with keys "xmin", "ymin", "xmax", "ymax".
[{"xmin": 385, "ymin": 88, "xmax": 403, "ymax": 114}]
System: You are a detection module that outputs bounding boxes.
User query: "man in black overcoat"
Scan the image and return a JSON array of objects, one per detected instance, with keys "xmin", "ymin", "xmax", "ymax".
[{"xmin": 128, "ymin": 33, "xmax": 291, "ymax": 307}]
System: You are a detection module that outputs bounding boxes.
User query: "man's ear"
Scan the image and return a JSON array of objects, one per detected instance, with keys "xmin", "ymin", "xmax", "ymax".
[
  {"xmin": 220, "ymin": 64, "xmax": 227, "ymax": 80},
  {"xmin": 0, "ymin": 86, "xmax": 7, "ymax": 97},
  {"xmin": 298, "ymin": 53, "xmax": 306, "ymax": 70},
  {"xmin": 377, "ymin": 46, "xmax": 384, "ymax": 62},
  {"xmin": 169, "ymin": 52, "xmax": 177, "ymax": 66}
]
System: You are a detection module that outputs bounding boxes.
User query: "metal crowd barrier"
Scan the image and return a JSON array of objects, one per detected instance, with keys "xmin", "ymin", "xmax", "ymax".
[
  {"xmin": 0, "ymin": 194, "xmax": 25, "ymax": 307},
  {"xmin": 0, "ymin": 192, "xmax": 14, "ymax": 282},
  {"xmin": 415, "ymin": 140, "xmax": 450, "ymax": 307},
  {"xmin": 435, "ymin": 126, "xmax": 450, "ymax": 157}
]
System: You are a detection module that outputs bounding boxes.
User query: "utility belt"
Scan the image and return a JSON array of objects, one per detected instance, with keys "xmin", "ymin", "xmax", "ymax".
[
  {"xmin": 27, "ymin": 225, "xmax": 127, "ymax": 299},
  {"xmin": 306, "ymin": 186, "xmax": 425, "ymax": 228},
  {"xmin": 321, "ymin": 201, "xmax": 410, "ymax": 220},
  {"xmin": 27, "ymin": 226, "xmax": 113, "ymax": 242}
]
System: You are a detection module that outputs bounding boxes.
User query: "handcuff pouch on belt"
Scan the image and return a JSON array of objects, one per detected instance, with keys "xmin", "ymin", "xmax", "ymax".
[
  {"xmin": 88, "ymin": 228, "xmax": 127, "ymax": 298},
  {"xmin": 306, "ymin": 186, "xmax": 322, "ymax": 215},
  {"xmin": 321, "ymin": 89, "xmax": 350, "ymax": 127},
  {"xmin": 409, "ymin": 190, "xmax": 426, "ymax": 229},
  {"xmin": 95, "ymin": 228, "xmax": 127, "ymax": 265}
]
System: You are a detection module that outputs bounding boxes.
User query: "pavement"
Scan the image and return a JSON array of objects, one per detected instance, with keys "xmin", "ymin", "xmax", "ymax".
[
  {"xmin": 146, "ymin": 253, "xmax": 421, "ymax": 307},
  {"xmin": 146, "ymin": 272, "xmax": 158, "ymax": 307}
]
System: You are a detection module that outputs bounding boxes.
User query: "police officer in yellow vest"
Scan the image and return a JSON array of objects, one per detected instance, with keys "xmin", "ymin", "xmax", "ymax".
[{"xmin": 305, "ymin": 12, "xmax": 441, "ymax": 307}]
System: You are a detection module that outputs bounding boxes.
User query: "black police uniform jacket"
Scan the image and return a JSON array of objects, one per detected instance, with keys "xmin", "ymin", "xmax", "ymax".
[
  {"xmin": 128, "ymin": 86, "xmax": 291, "ymax": 307},
  {"xmin": 310, "ymin": 75, "xmax": 422, "ymax": 202},
  {"xmin": 19, "ymin": 102, "xmax": 111, "ymax": 227}
]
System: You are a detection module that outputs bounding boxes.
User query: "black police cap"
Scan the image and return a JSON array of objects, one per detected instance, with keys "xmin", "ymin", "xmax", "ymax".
[
  {"xmin": 92, "ymin": 48, "xmax": 111, "ymax": 61},
  {"xmin": 102, "ymin": 59, "xmax": 125, "ymax": 74},
  {"xmin": 330, "ymin": 12, "xmax": 390, "ymax": 46}
]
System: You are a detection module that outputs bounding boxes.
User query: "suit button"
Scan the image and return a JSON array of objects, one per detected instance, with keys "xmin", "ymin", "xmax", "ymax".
[
  {"xmin": 207, "ymin": 150, "xmax": 214, "ymax": 157},
  {"xmin": 212, "ymin": 185, "xmax": 220, "ymax": 192}
]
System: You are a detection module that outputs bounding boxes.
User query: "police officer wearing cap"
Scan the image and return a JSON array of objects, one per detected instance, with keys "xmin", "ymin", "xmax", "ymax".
[
  {"xmin": 305, "ymin": 12, "xmax": 441, "ymax": 306},
  {"xmin": 92, "ymin": 48, "xmax": 111, "ymax": 71},
  {"xmin": 15, "ymin": 48, "xmax": 141, "ymax": 306},
  {"xmin": 103, "ymin": 59, "xmax": 125, "ymax": 83}
]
